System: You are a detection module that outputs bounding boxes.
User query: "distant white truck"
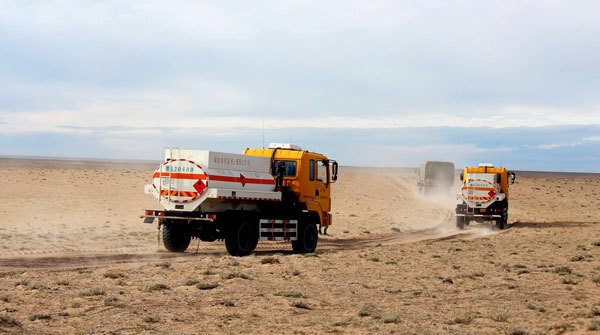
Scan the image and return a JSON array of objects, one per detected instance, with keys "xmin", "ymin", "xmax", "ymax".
[{"xmin": 417, "ymin": 161, "xmax": 455, "ymax": 194}]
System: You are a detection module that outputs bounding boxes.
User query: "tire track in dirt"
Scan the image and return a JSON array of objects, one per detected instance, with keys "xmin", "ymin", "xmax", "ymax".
[{"xmin": 0, "ymin": 212, "xmax": 503, "ymax": 270}]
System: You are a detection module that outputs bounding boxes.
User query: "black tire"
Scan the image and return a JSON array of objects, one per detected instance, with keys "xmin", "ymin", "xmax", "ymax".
[
  {"xmin": 495, "ymin": 206, "xmax": 508, "ymax": 230},
  {"xmin": 225, "ymin": 219, "xmax": 258, "ymax": 256},
  {"xmin": 292, "ymin": 218, "xmax": 318, "ymax": 253},
  {"xmin": 456, "ymin": 216, "xmax": 466, "ymax": 230},
  {"xmin": 162, "ymin": 221, "xmax": 191, "ymax": 252}
]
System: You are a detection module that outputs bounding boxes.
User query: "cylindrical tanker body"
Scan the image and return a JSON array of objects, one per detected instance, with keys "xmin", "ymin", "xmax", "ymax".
[{"xmin": 145, "ymin": 150, "xmax": 282, "ymax": 212}]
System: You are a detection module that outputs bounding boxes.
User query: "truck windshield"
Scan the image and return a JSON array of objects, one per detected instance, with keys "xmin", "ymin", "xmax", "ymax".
[{"xmin": 274, "ymin": 160, "xmax": 297, "ymax": 177}]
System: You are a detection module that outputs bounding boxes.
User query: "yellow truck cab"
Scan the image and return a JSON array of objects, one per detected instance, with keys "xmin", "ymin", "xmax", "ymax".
[{"xmin": 244, "ymin": 143, "xmax": 337, "ymax": 230}]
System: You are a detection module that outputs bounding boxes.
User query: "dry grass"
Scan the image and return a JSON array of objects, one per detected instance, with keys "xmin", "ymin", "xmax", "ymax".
[
  {"xmin": 78, "ymin": 288, "xmax": 105, "ymax": 297},
  {"xmin": 196, "ymin": 282, "xmax": 218, "ymax": 290},
  {"xmin": 0, "ymin": 313, "xmax": 21, "ymax": 327}
]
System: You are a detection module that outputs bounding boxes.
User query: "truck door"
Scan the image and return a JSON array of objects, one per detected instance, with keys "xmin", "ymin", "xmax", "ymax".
[{"xmin": 315, "ymin": 159, "xmax": 331, "ymax": 212}]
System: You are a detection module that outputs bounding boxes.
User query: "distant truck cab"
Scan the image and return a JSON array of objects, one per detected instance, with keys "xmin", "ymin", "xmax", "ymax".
[
  {"xmin": 142, "ymin": 143, "xmax": 338, "ymax": 256},
  {"xmin": 417, "ymin": 161, "xmax": 455, "ymax": 194},
  {"xmin": 455, "ymin": 163, "xmax": 515, "ymax": 230}
]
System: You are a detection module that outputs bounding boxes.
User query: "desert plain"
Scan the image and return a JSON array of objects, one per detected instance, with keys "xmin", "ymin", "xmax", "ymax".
[{"xmin": 0, "ymin": 157, "xmax": 599, "ymax": 334}]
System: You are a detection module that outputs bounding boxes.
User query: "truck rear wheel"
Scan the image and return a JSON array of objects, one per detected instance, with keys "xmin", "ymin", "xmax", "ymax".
[
  {"xmin": 162, "ymin": 221, "xmax": 191, "ymax": 252},
  {"xmin": 225, "ymin": 219, "xmax": 258, "ymax": 256},
  {"xmin": 456, "ymin": 216, "xmax": 466, "ymax": 230},
  {"xmin": 495, "ymin": 207, "xmax": 508, "ymax": 230},
  {"xmin": 292, "ymin": 219, "xmax": 318, "ymax": 254}
]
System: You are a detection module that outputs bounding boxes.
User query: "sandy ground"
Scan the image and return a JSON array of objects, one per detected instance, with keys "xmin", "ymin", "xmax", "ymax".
[{"xmin": 0, "ymin": 158, "xmax": 599, "ymax": 334}]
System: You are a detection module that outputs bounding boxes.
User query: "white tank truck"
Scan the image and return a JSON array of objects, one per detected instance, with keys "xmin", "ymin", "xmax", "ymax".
[{"xmin": 143, "ymin": 145, "xmax": 338, "ymax": 256}]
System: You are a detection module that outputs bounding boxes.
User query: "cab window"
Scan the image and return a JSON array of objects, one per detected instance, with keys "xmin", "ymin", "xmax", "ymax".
[
  {"xmin": 317, "ymin": 160, "xmax": 328, "ymax": 185},
  {"xmin": 274, "ymin": 160, "xmax": 297, "ymax": 177},
  {"xmin": 309, "ymin": 160, "xmax": 315, "ymax": 181}
]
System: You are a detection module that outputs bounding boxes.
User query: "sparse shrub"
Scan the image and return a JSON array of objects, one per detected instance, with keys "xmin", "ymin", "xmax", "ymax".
[
  {"xmin": 0, "ymin": 295, "xmax": 9, "ymax": 302},
  {"xmin": 525, "ymin": 303, "xmax": 537, "ymax": 310},
  {"xmin": 343, "ymin": 230, "xmax": 350, "ymax": 234},
  {"xmin": 104, "ymin": 297, "xmax": 120, "ymax": 307},
  {"xmin": 390, "ymin": 227, "xmax": 401, "ymax": 233},
  {"xmin": 492, "ymin": 313, "xmax": 508, "ymax": 322},
  {"xmin": 274, "ymin": 290, "xmax": 305, "ymax": 298},
  {"xmin": 103, "ymin": 272, "xmax": 126, "ymax": 279},
  {"xmin": 513, "ymin": 264, "xmax": 527, "ymax": 269},
  {"xmin": 442, "ymin": 278, "xmax": 454, "ymax": 284},
  {"xmin": 561, "ymin": 277, "xmax": 578, "ymax": 285},
  {"xmin": 367, "ymin": 257, "xmax": 380, "ymax": 262},
  {"xmin": 196, "ymin": 282, "xmax": 218, "ymax": 290},
  {"xmin": 592, "ymin": 241, "xmax": 600, "ymax": 247},
  {"xmin": 57, "ymin": 311, "xmax": 69, "ymax": 317},
  {"xmin": 449, "ymin": 312, "xmax": 473, "ymax": 325},
  {"xmin": 589, "ymin": 305, "xmax": 600, "ymax": 317},
  {"xmin": 553, "ymin": 266, "xmax": 572, "ymax": 275},
  {"xmin": 202, "ymin": 269, "xmax": 216, "ymax": 275},
  {"xmin": 516, "ymin": 270, "xmax": 530, "ymax": 275},
  {"xmin": 184, "ymin": 279, "xmax": 199, "ymax": 286},
  {"xmin": 14, "ymin": 279, "xmax": 28, "ymax": 287},
  {"xmin": 28, "ymin": 313, "xmax": 51, "ymax": 321},
  {"xmin": 222, "ymin": 272, "xmax": 251, "ymax": 280},
  {"xmin": 0, "ymin": 313, "xmax": 21, "ymax": 327},
  {"xmin": 382, "ymin": 314, "xmax": 401, "ymax": 324},
  {"xmin": 505, "ymin": 325, "xmax": 527, "ymax": 335},
  {"xmin": 291, "ymin": 300, "xmax": 310, "ymax": 310},
  {"xmin": 219, "ymin": 300, "xmax": 236, "ymax": 307},
  {"xmin": 155, "ymin": 262, "xmax": 170, "ymax": 269},
  {"xmin": 464, "ymin": 271, "xmax": 484, "ymax": 279},
  {"xmin": 145, "ymin": 283, "xmax": 169, "ymax": 291},
  {"xmin": 142, "ymin": 316, "xmax": 160, "ymax": 323},
  {"xmin": 570, "ymin": 255, "xmax": 585, "ymax": 262},
  {"xmin": 261, "ymin": 257, "xmax": 280, "ymax": 264},
  {"xmin": 589, "ymin": 319, "xmax": 600, "ymax": 331},
  {"xmin": 55, "ymin": 280, "xmax": 69, "ymax": 286},
  {"xmin": 29, "ymin": 283, "xmax": 48, "ymax": 291},
  {"xmin": 71, "ymin": 302, "xmax": 81, "ymax": 308},
  {"xmin": 592, "ymin": 275, "xmax": 600, "ymax": 285},
  {"xmin": 547, "ymin": 322, "xmax": 573, "ymax": 333},
  {"xmin": 79, "ymin": 288, "xmax": 105, "ymax": 297},
  {"xmin": 358, "ymin": 303, "xmax": 378, "ymax": 317}
]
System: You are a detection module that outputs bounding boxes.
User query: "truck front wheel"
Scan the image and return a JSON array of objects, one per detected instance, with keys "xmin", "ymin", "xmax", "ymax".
[
  {"xmin": 292, "ymin": 219, "xmax": 318, "ymax": 254},
  {"xmin": 225, "ymin": 219, "xmax": 258, "ymax": 256},
  {"xmin": 162, "ymin": 221, "xmax": 191, "ymax": 252}
]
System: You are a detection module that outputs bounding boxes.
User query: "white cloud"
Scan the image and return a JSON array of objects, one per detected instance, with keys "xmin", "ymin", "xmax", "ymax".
[
  {"xmin": 2, "ymin": 104, "xmax": 600, "ymax": 135},
  {"xmin": 536, "ymin": 135, "xmax": 600, "ymax": 150}
]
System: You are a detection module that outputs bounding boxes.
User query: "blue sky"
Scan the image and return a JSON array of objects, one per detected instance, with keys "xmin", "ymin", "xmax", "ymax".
[{"xmin": 0, "ymin": 1, "xmax": 599, "ymax": 171}]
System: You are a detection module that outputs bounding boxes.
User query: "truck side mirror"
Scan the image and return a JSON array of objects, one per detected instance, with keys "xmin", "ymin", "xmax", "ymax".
[
  {"xmin": 331, "ymin": 160, "xmax": 338, "ymax": 183},
  {"xmin": 460, "ymin": 172, "xmax": 464, "ymax": 182},
  {"xmin": 508, "ymin": 172, "xmax": 516, "ymax": 184}
]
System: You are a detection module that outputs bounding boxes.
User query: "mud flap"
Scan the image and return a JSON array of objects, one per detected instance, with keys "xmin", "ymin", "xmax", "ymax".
[{"xmin": 144, "ymin": 217, "xmax": 156, "ymax": 224}]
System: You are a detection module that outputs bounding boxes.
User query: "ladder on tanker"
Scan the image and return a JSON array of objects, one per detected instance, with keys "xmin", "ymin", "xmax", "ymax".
[{"xmin": 158, "ymin": 147, "xmax": 180, "ymax": 203}]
